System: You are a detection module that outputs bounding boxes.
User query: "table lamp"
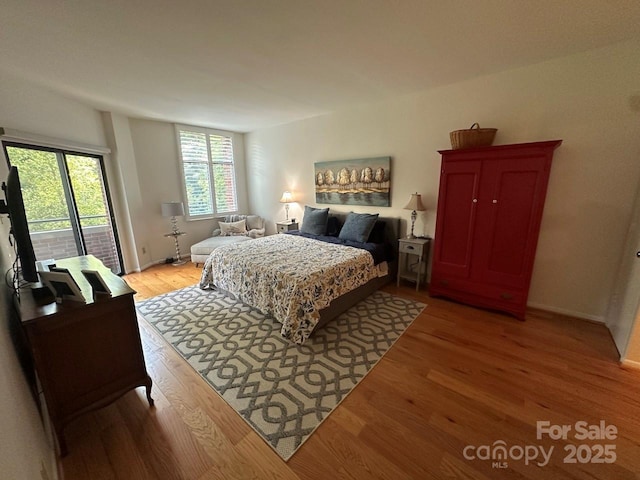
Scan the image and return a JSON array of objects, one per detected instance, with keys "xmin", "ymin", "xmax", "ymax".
[
  {"xmin": 279, "ymin": 191, "xmax": 293, "ymax": 221},
  {"xmin": 403, "ymin": 193, "xmax": 425, "ymax": 239}
]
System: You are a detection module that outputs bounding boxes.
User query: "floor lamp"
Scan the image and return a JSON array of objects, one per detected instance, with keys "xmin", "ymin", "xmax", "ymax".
[{"xmin": 161, "ymin": 201, "xmax": 187, "ymax": 266}]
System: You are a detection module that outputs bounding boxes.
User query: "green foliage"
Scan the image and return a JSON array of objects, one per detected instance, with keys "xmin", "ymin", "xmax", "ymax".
[
  {"xmin": 213, "ymin": 163, "xmax": 236, "ymax": 212},
  {"xmin": 6, "ymin": 147, "xmax": 109, "ymax": 232},
  {"xmin": 183, "ymin": 162, "xmax": 213, "ymax": 215}
]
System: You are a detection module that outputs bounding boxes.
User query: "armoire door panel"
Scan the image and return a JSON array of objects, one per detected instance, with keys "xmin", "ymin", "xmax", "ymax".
[
  {"xmin": 432, "ymin": 160, "xmax": 481, "ymax": 278},
  {"xmin": 478, "ymin": 157, "xmax": 549, "ymax": 287},
  {"xmin": 488, "ymin": 171, "xmax": 538, "ymax": 276}
]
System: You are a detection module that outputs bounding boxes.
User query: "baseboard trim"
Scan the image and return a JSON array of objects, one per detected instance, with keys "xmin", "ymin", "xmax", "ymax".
[
  {"xmin": 526, "ymin": 302, "xmax": 605, "ymax": 323},
  {"xmin": 621, "ymin": 359, "xmax": 640, "ymax": 369},
  {"xmin": 137, "ymin": 259, "xmax": 168, "ymax": 272},
  {"xmin": 135, "ymin": 255, "xmax": 194, "ymax": 273},
  {"xmin": 125, "ymin": 258, "xmax": 196, "ymax": 274}
]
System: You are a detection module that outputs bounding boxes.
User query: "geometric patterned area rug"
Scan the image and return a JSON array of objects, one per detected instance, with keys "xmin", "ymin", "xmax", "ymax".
[{"xmin": 136, "ymin": 286, "xmax": 425, "ymax": 461}]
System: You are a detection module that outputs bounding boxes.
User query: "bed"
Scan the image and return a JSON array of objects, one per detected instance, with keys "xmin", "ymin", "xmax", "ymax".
[{"xmin": 199, "ymin": 214, "xmax": 400, "ymax": 344}]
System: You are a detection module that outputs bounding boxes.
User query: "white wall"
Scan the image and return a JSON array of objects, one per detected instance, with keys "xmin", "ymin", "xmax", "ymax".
[
  {"xmin": 245, "ymin": 39, "xmax": 640, "ymax": 322},
  {"xmin": 0, "ymin": 69, "xmax": 108, "ymax": 480},
  {"xmin": 128, "ymin": 118, "xmax": 249, "ymax": 262},
  {"xmin": 102, "ymin": 112, "xmax": 152, "ymax": 272}
]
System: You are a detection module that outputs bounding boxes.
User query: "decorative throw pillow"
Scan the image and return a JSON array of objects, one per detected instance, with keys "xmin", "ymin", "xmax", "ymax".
[
  {"xmin": 300, "ymin": 206, "xmax": 329, "ymax": 235},
  {"xmin": 326, "ymin": 216, "xmax": 342, "ymax": 237},
  {"xmin": 367, "ymin": 220, "xmax": 386, "ymax": 244},
  {"xmin": 339, "ymin": 212, "xmax": 379, "ymax": 243},
  {"xmin": 219, "ymin": 219, "xmax": 247, "ymax": 236}
]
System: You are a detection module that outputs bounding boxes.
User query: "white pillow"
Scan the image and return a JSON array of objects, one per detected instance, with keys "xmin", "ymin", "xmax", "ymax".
[{"xmin": 219, "ymin": 219, "xmax": 247, "ymax": 236}]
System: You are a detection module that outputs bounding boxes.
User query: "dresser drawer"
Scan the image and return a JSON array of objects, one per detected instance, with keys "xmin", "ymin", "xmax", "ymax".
[
  {"xmin": 276, "ymin": 222, "xmax": 298, "ymax": 233},
  {"xmin": 399, "ymin": 241, "xmax": 425, "ymax": 255},
  {"xmin": 433, "ymin": 275, "xmax": 523, "ymax": 302}
]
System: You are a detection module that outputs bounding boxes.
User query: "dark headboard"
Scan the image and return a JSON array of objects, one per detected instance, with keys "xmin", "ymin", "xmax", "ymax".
[{"xmin": 328, "ymin": 212, "xmax": 401, "ymax": 263}]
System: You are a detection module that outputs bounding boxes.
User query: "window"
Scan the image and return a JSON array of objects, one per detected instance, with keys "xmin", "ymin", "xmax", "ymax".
[
  {"xmin": 176, "ymin": 125, "xmax": 238, "ymax": 218},
  {"xmin": 3, "ymin": 142, "xmax": 124, "ymax": 274}
]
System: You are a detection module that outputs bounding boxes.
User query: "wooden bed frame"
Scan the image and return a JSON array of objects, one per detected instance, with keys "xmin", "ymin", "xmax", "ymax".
[{"xmin": 315, "ymin": 215, "xmax": 401, "ymax": 331}]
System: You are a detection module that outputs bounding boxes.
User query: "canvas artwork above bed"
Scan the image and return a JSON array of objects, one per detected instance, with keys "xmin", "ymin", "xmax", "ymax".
[
  {"xmin": 199, "ymin": 211, "xmax": 400, "ymax": 344},
  {"xmin": 314, "ymin": 157, "xmax": 391, "ymax": 207}
]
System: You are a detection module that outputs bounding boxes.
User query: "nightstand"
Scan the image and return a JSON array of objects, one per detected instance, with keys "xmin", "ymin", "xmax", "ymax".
[
  {"xmin": 276, "ymin": 221, "xmax": 299, "ymax": 233},
  {"xmin": 397, "ymin": 237, "xmax": 431, "ymax": 291}
]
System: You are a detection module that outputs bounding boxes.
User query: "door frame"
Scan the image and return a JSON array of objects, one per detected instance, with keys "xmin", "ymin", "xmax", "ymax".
[{"xmin": 605, "ymin": 178, "xmax": 640, "ymax": 360}]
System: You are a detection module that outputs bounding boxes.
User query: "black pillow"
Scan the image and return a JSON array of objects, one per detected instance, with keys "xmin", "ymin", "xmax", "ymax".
[
  {"xmin": 367, "ymin": 220, "xmax": 386, "ymax": 244},
  {"xmin": 339, "ymin": 212, "xmax": 379, "ymax": 243},
  {"xmin": 300, "ymin": 206, "xmax": 329, "ymax": 235},
  {"xmin": 326, "ymin": 216, "xmax": 342, "ymax": 237}
]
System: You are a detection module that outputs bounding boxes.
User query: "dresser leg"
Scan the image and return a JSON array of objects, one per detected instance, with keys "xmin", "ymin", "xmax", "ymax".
[{"xmin": 145, "ymin": 375, "xmax": 155, "ymax": 407}]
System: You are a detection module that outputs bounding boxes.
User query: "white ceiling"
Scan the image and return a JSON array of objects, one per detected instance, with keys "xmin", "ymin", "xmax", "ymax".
[{"xmin": 1, "ymin": 0, "xmax": 639, "ymax": 133}]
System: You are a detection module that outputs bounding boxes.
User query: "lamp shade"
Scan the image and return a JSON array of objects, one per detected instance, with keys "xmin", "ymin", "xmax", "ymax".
[
  {"xmin": 279, "ymin": 191, "xmax": 293, "ymax": 203},
  {"xmin": 161, "ymin": 201, "xmax": 185, "ymax": 217},
  {"xmin": 403, "ymin": 193, "xmax": 426, "ymax": 211}
]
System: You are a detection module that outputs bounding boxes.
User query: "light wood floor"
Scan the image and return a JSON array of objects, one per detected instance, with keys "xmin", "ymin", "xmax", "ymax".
[{"xmin": 58, "ymin": 263, "xmax": 640, "ymax": 479}]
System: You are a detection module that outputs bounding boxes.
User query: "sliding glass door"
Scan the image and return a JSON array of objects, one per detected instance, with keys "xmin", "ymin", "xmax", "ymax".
[{"xmin": 3, "ymin": 143, "xmax": 123, "ymax": 274}]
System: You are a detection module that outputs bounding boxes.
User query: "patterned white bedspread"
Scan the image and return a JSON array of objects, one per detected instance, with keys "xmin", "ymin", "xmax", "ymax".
[{"xmin": 199, "ymin": 234, "xmax": 379, "ymax": 344}]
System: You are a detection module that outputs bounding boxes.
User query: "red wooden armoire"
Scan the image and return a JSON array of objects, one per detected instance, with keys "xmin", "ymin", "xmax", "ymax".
[{"xmin": 429, "ymin": 140, "xmax": 562, "ymax": 319}]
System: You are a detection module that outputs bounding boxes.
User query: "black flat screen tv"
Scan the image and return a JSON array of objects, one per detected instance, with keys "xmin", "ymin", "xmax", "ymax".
[{"xmin": 2, "ymin": 166, "xmax": 38, "ymax": 283}]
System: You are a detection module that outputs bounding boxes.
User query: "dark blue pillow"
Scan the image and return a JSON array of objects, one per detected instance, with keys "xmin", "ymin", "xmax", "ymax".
[
  {"xmin": 326, "ymin": 216, "xmax": 342, "ymax": 237},
  {"xmin": 300, "ymin": 206, "xmax": 329, "ymax": 235},
  {"xmin": 367, "ymin": 220, "xmax": 386, "ymax": 244},
  {"xmin": 339, "ymin": 212, "xmax": 379, "ymax": 243}
]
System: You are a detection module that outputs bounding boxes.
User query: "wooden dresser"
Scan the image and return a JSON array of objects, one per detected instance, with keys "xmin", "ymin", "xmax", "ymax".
[
  {"xmin": 430, "ymin": 140, "xmax": 562, "ymax": 319},
  {"xmin": 16, "ymin": 255, "xmax": 153, "ymax": 456}
]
